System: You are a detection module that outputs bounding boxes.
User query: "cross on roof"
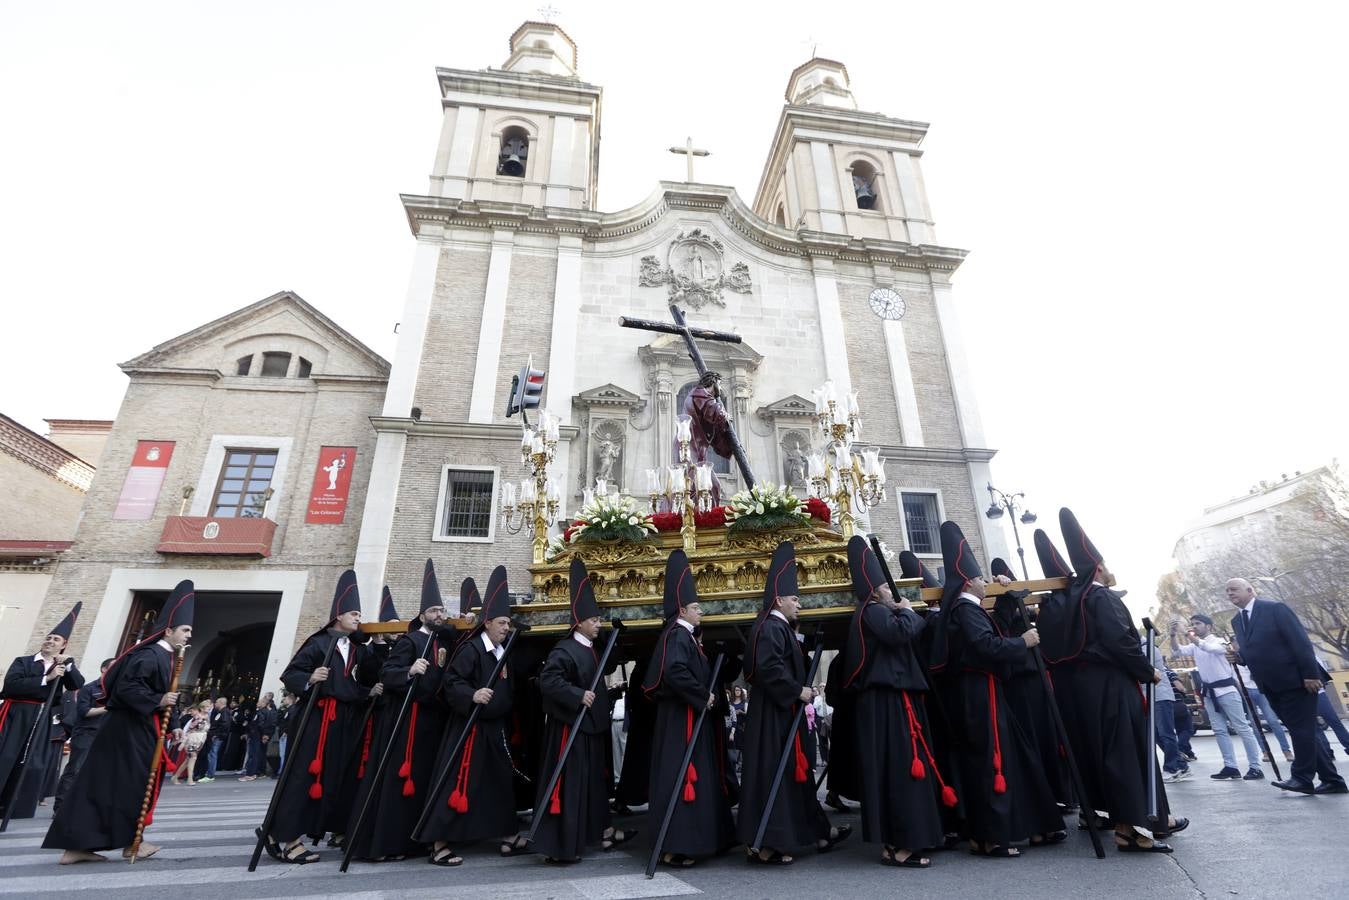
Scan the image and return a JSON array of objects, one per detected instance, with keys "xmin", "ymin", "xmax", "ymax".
[
  {"xmin": 537, "ymin": 4, "xmax": 560, "ymax": 22},
  {"xmin": 668, "ymin": 136, "xmax": 710, "ymax": 183}
]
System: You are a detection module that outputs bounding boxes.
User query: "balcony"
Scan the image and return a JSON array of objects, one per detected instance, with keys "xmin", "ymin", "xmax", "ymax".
[{"xmin": 156, "ymin": 516, "xmax": 276, "ymax": 557}]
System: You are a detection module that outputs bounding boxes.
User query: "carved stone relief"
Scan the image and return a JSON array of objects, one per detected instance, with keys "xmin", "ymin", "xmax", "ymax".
[{"xmin": 638, "ymin": 228, "xmax": 753, "ymax": 310}]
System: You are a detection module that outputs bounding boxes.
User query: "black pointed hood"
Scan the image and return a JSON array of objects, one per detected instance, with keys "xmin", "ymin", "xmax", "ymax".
[
  {"xmin": 1059, "ymin": 507, "xmax": 1104, "ymax": 586},
  {"xmin": 1034, "ymin": 529, "xmax": 1073, "ymax": 580},
  {"xmin": 990, "ymin": 558, "xmax": 1015, "ymax": 581},
  {"xmin": 482, "ymin": 566, "xmax": 512, "ymax": 621},
  {"xmin": 100, "ymin": 580, "xmax": 195, "ymax": 699},
  {"xmin": 899, "ymin": 550, "xmax": 942, "ymax": 590},
  {"xmin": 329, "ymin": 569, "xmax": 361, "ymax": 621},
  {"xmin": 459, "ymin": 577, "xmax": 481, "ymax": 618},
  {"xmin": 663, "ymin": 550, "xmax": 697, "ymax": 620},
  {"xmin": 939, "ymin": 521, "xmax": 982, "ymax": 607},
  {"xmin": 379, "ymin": 587, "xmax": 399, "ymax": 623},
  {"xmin": 848, "ymin": 536, "xmax": 886, "ymax": 604},
  {"xmin": 569, "ymin": 557, "xmax": 601, "ymax": 627},
  {"xmin": 420, "ymin": 558, "xmax": 444, "ymax": 615},
  {"xmin": 762, "ymin": 541, "xmax": 798, "ymax": 613},
  {"xmin": 49, "ymin": 602, "xmax": 82, "ymax": 642}
]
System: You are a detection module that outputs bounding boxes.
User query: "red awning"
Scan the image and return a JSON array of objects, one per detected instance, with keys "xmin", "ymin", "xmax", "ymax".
[
  {"xmin": 0, "ymin": 540, "xmax": 73, "ymax": 555},
  {"xmin": 156, "ymin": 516, "xmax": 276, "ymax": 557}
]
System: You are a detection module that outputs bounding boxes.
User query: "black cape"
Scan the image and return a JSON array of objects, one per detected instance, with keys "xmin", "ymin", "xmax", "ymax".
[
  {"xmin": 642, "ymin": 624, "xmax": 736, "ymax": 858},
  {"xmin": 417, "ymin": 633, "xmax": 518, "ymax": 846},
  {"xmin": 735, "ymin": 615, "xmax": 829, "ymax": 853},
  {"xmin": 42, "ymin": 645, "xmax": 164, "ymax": 851},
  {"xmin": 529, "ymin": 634, "xmax": 613, "ymax": 861},
  {"xmin": 822, "ymin": 653, "xmax": 860, "ymax": 801},
  {"xmin": 991, "ymin": 595, "xmax": 1069, "ymax": 806},
  {"xmin": 615, "ymin": 652, "xmax": 657, "ymax": 807},
  {"xmin": 0, "ymin": 655, "xmax": 83, "ymax": 820},
  {"xmin": 841, "ymin": 601, "xmax": 948, "ymax": 850}
]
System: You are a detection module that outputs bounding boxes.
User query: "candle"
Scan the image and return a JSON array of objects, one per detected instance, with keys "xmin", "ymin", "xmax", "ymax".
[
  {"xmin": 595, "ymin": 477, "xmax": 608, "ymax": 497},
  {"xmin": 502, "ymin": 482, "xmax": 516, "ymax": 508},
  {"xmin": 646, "ymin": 468, "xmax": 662, "ymax": 494},
  {"xmin": 832, "ymin": 398, "xmax": 850, "ymax": 425},
  {"xmin": 544, "ymin": 414, "xmax": 560, "ymax": 443},
  {"xmin": 812, "ymin": 385, "xmax": 828, "ymax": 415},
  {"xmin": 521, "ymin": 428, "xmax": 535, "ymax": 450},
  {"xmin": 807, "ymin": 453, "xmax": 824, "ymax": 479},
  {"xmin": 667, "ymin": 466, "xmax": 685, "ymax": 495},
  {"xmin": 696, "ymin": 465, "xmax": 712, "ymax": 491},
  {"xmin": 833, "ymin": 443, "xmax": 851, "ymax": 470},
  {"xmin": 582, "ymin": 487, "xmax": 594, "ymax": 509},
  {"xmin": 520, "ymin": 479, "xmax": 536, "ymax": 504},
  {"xmin": 862, "ymin": 448, "xmax": 881, "ymax": 477},
  {"xmin": 546, "ymin": 478, "xmax": 561, "ymax": 502},
  {"xmin": 531, "ymin": 435, "xmax": 545, "ymax": 455},
  {"xmin": 676, "ymin": 415, "xmax": 693, "ymax": 443},
  {"xmin": 847, "ymin": 391, "xmax": 859, "ymax": 416}
]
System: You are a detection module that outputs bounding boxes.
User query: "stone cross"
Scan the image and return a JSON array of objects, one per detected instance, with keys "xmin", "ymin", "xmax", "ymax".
[
  {"xmin": 537, "ymin": 4, "xmax": 560, "ymax": 22},
  {"xmin": 668, "ymin": 137, "xmax": 710, "ymax": 183}
]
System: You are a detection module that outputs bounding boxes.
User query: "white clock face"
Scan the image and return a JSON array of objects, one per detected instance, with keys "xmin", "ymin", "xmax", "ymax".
[{"xmin": 868, "ymin": 287, "xmax": 906, "ymax": 320}]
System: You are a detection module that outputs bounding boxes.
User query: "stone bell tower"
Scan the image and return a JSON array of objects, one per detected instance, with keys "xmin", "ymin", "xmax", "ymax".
[{"xmin": 427, "ymin": 21, "xmax": 601, "ymax": 210}]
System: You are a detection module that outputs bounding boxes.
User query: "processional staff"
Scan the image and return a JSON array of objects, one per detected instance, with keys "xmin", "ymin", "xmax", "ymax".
[{"xmin": 129, "ymin": 642, "xmax": 189, "ymax": 863}]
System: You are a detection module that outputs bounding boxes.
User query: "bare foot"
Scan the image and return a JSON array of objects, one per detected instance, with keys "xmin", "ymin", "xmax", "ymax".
[{"xmin": 58, "ymin": 850, "xmax": 108, "ymax": 865}]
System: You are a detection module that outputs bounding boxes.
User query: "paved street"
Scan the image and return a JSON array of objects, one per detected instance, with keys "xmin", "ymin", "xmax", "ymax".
[{"xmin": 2, "ymin": 734, "xmax": 1346, "ymax": 900}]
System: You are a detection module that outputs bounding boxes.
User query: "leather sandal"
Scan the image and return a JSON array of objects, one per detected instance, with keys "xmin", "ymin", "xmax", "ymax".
[
  {"xmin": 282, "ymin": 843, "xmax": 320, "ymax": 864},
  {"xmin": 429, "ymin": 847, "xmax": 463, "ymax": 867}
]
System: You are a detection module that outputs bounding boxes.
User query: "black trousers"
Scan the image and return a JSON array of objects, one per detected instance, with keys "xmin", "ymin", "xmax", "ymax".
[{"xmin": 1266, "ymin": 688, "xmax": 1344, "ymax": 787}]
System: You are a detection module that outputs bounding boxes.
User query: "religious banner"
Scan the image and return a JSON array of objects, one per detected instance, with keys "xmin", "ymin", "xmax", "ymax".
[
  {"xmin": 305, "ymin": 446, "xmax": 356, "ymax": 524},
  {"xmin": 112, "ymin": 440, "xmax": 175, "ymax": 520}
]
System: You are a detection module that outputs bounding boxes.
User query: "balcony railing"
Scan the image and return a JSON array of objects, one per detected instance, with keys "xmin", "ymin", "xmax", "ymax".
[{"xmin": 156, "ymin": 515, "xmax": 276, "ymax": 557}]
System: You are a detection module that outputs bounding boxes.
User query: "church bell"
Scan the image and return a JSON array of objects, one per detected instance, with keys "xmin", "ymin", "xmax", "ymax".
[
  {"xmin": 853, "ymin": 175, "xmax": 877, "ymax": 210},
  {"xmin": 498, "ymin": 136, "xmax": 528, "ymax": 177}
]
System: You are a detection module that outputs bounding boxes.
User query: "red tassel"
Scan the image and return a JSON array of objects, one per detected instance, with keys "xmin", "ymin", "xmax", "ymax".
[
  {"xmin": 309, "ymin": 781, "xmax": 323, "ymax": 800},
  {"xmin": 683, "ymin": 781, "xmax": 696, "ymax": 802},
  {"xmin": 686, "ymin": 762, "xmax": 698, "ymax": 784},
  {"xmin": 793, "ymin": 732, "xmax": 808, "ymax": 783},
  {"xmin": 448, "ymin": 788, "xmax": 461, "ymax": 809},
  {"xmin": 910, "ymin": 757, "xmax": 926, "ymax": 780},
  {"xmin": 548, "ymin": 724, "xmax": 568, "ymax": 814},
  {"xmin": 308, "ymin": 758, "xmax": 322, "ymax": 776},
  {"xmin": 402, "ymin": 778, "xmax": 416, "ymax": 798},
  {"xmin": 398, "ymin": 761, "xmax": 411, "ymax": 779},
  {"xmin": 453, "ymin": 792, "xmax": 468, "ymax": 813},
  {"xmin": 993, "ymin": 752, "xmax": 1002, "ymax": 771},
  {"xmin": 941, "ymin": 785, "xmax": 958, "ymax": 808},
  {"xmin": 993, "ymin": 773, "xmax": 1007, "ymax": 794}
]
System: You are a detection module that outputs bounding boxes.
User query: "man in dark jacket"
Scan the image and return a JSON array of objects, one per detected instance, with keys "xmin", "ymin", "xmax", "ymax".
[
  {"xmin": 1228, "ymin": 578, "xmax": 1346, "ymax": 794},
  {"xmin": 240, "ymin": 693, "xmax": 276, "ymax": 781},
  {"xmin": 54, "ymin": 657, "xmax": 114, "ymax": 812}
]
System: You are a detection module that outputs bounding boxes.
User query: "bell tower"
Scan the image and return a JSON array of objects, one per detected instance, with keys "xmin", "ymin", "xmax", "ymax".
[
  {"xmin": 427, "ymin": 21, "xmax": 601, "ymax": 210},
  {"xmin": 752, "ymin": 57, "xmax": 933, "ymax": 244}
]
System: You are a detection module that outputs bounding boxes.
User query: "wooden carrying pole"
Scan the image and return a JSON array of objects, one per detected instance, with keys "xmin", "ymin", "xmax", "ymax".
[{"xmin": 128, "ymin": 643, "xmax": 188, "ymax": 863}]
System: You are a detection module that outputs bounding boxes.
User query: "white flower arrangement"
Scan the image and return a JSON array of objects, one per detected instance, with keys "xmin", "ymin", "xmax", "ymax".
[
  {"xmin": 723, "ymin": 482, "xmax": 811, "ymax": 532},
  {"xmin": 567, "ymin": 493, "xmax": 657, "ymax": 544}
]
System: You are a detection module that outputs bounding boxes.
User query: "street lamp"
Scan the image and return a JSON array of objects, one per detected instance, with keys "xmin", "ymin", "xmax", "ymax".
[
  {"xmin": 985, "ymin": 482, "xmax": 1037, "ymax": 580},
  {"xmin": 1255, "ymin": 569, "xmax": 1299, "ymax": 602}
]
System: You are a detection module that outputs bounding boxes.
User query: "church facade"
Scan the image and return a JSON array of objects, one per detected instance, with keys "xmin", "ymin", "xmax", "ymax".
[
  {"xmin": 26, "ymin": 21, "xmax": 1008, "ymax": 693},
  {"xmin": 355, "ymin": 21, "xmax": 1008, "ymax": 605}
]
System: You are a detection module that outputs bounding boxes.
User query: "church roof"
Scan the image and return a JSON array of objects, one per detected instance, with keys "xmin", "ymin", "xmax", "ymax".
[
  {"xmin": 119, "ymin": 290, "xmax": 389, "ymax": 377},
  {"xmin": 0, "ymin": 412, "xmax": 95, "ymax": 492},
  {"xmin": 784, "ymin": 57, "xmax": 851, "ymax": 101},
  {"xmin": 509, "ymin": 21, "xmax": 578, "ymax": 69}
]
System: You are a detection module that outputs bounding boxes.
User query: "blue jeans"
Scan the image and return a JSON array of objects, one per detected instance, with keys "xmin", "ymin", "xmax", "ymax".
[
  {"xmin": 1317, "ymin": 692, "xmax": 1349, "ymax": 753},
  {"xmin": 205, "ymin": 736, "xmax": 224, "ymax": 777},
  {"xmin": 1204, "ymin": 690, "xmax": 1263, "ymax": 771},
  {"xmin": 278, "ymin": 733, "xmax": 287, "ymax": 773},
  {"xmin": 1174, "ymin": 701, "xmax": 1195, "ymax": 755},
  {"xmin": 244, "ymin": 734, "xmax": 265, "ymax": 776},
  {"xmin": 1154, "ymin": 699, "xmax": 1185, "ymax": 774},
  {"xmin": 1244, "ymin": 686, "xmax": 1291, "ymax": 753}
]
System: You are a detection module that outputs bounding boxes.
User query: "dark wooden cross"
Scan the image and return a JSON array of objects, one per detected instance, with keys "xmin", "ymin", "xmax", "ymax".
[{"xmin": 619, "ymin": 304, "xmax": 757, "ymax": 487}]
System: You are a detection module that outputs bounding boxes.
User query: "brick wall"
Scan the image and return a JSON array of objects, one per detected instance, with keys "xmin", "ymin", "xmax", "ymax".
[{"xmin": 414, "ymin": 244, "xmax": 490, "ymax": 421}]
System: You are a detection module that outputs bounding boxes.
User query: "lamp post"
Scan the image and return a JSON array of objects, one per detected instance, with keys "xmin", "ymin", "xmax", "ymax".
[
  {"xmin": 500, "ymin": 412, "xmax": 562, "ymax": 563},
  {"xmin": 1256, "ymin": 569, "xmax": 1299, "ymax": 602},
  {"xmin": 984, "ymin": 482, "xmax": 1038, "ymax": 580}
]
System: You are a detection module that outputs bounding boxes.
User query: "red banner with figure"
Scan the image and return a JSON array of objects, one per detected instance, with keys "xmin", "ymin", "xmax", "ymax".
[
  {"xmin": 113, "ymin": 440, "xmax": 176, "ymax": 520},
  {"xmin": 306, "ymin": 446, "xmax": 356, "ymax": 524}
]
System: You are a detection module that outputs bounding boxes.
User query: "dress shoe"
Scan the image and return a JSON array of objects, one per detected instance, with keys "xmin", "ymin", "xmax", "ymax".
[
  {"xmin": 1313, "ymin": 781, "xmax": 1348, "ymax": 794},
  {"xmin": 1283, "ymin": 750, "xmax": 1295, "ymax": 762},
  {"xmin": 1243, "ymin": 768, "xmax": 1265, "ymax": 781},
  {"xmin": 1210, "ymin": 767, "xmax": 1241, "ymax": 780},
  {"xmin": 1272, "ymin": 778, "xmax": 1315, "ymax": 795}
]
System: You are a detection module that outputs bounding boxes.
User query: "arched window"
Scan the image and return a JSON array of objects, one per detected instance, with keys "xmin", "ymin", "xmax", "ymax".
[
  {"xmin": 850, "ymin": 160, "xmax": 881, "ymax": 211},
  {"xmin": 498, "ymin": 126, "xmax": 529, "ymax": 178}
]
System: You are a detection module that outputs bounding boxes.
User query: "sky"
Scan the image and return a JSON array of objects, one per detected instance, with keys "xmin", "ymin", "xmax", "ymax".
[{"xmin": 3, "ymin": 1, "xmax": 1347, "ymax": 616}]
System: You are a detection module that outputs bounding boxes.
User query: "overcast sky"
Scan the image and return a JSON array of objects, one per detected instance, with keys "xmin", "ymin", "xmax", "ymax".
[{"xmin": 3, "ymin": 1, "xmax": 1346, "ymax": 614}]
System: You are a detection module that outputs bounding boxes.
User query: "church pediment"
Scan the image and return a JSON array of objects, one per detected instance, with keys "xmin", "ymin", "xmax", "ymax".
[
  {"xmin": 120, "ymin": 290, "xmax": 390, "ymax": 380},
  {"xmin": 638, "ymin": 332, "xmax": 763, "ymax": 369},
  {"xmin": 756, "ymin": 394, "xmax": 817, "ymax": 420},
  {"xmin": 572, "ymin": 383, "xmax": 645, "ymax": 410}
]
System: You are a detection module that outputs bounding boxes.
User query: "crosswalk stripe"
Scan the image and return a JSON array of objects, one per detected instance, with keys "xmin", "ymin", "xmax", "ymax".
[{"xmin": 279, "ymin": 873, "xmax": 701, "ymax": 900}]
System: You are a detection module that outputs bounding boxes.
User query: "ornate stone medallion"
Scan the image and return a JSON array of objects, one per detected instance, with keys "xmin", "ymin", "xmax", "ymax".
[{"xmin": 639, "ymin": 228, "xmax": 752, "ymax": 309}]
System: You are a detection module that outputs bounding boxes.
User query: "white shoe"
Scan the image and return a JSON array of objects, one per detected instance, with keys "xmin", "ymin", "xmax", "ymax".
[{"xmin": 1163, "ymin": 771, "xmax": 1183, "ymax": 783}]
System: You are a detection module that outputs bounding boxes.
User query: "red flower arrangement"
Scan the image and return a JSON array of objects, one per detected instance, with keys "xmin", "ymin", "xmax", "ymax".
[
  {"xmin": 804, "ymin": 496, "xmax": 832, "ymax": 524},
  {"xmin": 651, "ymin": 506, "xmax": 729, "ymax": 532}
]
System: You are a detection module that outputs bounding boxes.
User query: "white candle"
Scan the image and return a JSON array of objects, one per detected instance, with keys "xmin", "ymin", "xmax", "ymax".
[
  {"xmin": 807, "ymin": 453, "xmax": 824, "ymax": 479},
  {"xmin": 582, "ymin": 487, "xmax": 594, "ymax": 509},
  {"xmin": 502, "ymin": 482, "xmax": 516, "ymax": 507},
  {"xmin": 531, "ymin": 435, "xmax": 545, "ymax": 455},
  {"xmin": 847, "ymin": 391, "xmax": 859, "ymax": 416},
  {"xmin": 646, "ymin": 468, "xmax": 661, "ymax": 494},
  {"xmin": 545, "ymin": 414, "xmax": 560, "ymax": 443},
  {"xmin": 676, "ymin": 415, "xmax": 692, "ymax": 443},
  {"xmin": 546, "ymin": 478, "xmax": 561, "ymax": 502},
  {"xmin": 696, "ymin": 465, "xmax": 711, "ymax": 491},
  {"xmin": 521, "ymin": 428, "xmax": 535, "ymax": 450},
  {"xmin": 832, "ymin": 399, "xmax": 850, "ymax": 425},
  {"xmin": 595, "ymin": 477, "xmax": 608, "ymax": 497},
  {"xmin": 833, "ymin": 443, "xmax": 851, "ymax": 470},
  {"xmin": 812, "ymin": 385, "xmax": 828, "ymax": 415},
  {"xmin": 667, "ymin": 466, "xmax": 685, "ymax": 495},
  {"xmin": 520, "ymin": 479, "xmax": 536, "ymax": 504}
]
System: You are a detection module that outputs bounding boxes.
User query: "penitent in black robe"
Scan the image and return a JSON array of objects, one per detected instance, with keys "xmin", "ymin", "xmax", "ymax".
[
  {"xmin": 615, "ymin": 651, "xmax": 656, "ymax": 808},
  {"xmin": 530, "ymin": 633, "xmax": 613, "ymax": 861},
  {"xmin": 271, "ymin": 632, "xmax": 375, "ymax": 844},
  {"xmin": 643, "ymin": 624, "xmax": 736, "ymax": 859},
  {"xmin": 418, "ymin": 632, "xmax": 518, "ymax": 847},
  {"xmin": 945, "ymin": 599, "xmax": 1064, "ymax": 846},
  {"xmin": 823, "ymin": 653, "xmax": 860, "ymax": 802},
  {"xmin": 735, "ymin": 615, "xmax": 829, "ymax": 854},
  {"xmin": 1054, "ymin": 584, "xmax": 1169, "ymax": 826},
  {"xmin": 0, "ymin": 655, "xmax": 84, "ymax": 821},
  {"xmin": 991, "ymin": 596, "xmax": 1069, "ymax": 807},
  {"xmin": 42, "ymin": 645, "xmax": 164, "ymax": 852},
  {"xmin": 841, "ymin": 601, "xmax": 948, "ymax": 852},
  {"xmin": 347, "ymin": 628, "xmax": 450, "ymax": 859}
]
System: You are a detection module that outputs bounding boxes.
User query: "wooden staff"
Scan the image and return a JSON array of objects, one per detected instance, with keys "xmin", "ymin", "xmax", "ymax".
[
  {"xmin": 0, "ymin": 656, "xmax": 70, "ymax": 833},
  {"xmin": 128, "ymin": 642, "xmax": 188, "ymax": 863}
]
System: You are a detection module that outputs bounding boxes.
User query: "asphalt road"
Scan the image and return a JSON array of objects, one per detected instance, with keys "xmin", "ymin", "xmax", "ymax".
[{"xmin": 2, "ymin": 734, "xmax": 1346, "ymax": 899}]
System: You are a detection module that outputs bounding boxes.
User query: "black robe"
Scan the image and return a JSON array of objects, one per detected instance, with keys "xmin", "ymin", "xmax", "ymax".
[
  {"xmin": 735, "ymin": 615, "xmax": 829, "ymax": 854},
  {"xmin": 530, "ymin": 633, "xmax": 613, "ymax": 861},
  {"xmin": 1056, "ymin": 584, "xmax": 1169, "ymax": 826},
  {"xmin": 42, "ymin": 645, "xmax": 165, "ymax": 851},
  {"xmin": 347, "ymin": 628, "xmax": 450, "ymax": 859},
  {"xmin": 991, "ymin": 596, "xmax": 1069, "ymax": 806},
  {"xmin": 615, "ymin": 652, "xmax": 656, "ymax": 808},
  {"xmin": 0, "ymin": 654, "xmax": 83, "ymax": 820},
  {"xmin": 271, "ymin": 632, "xmax": 375, "ymax": 843},
  {"xmin": 417, "ymin": 632, "xmax": 517, "ymax": 846},
  {"xmin": 945, "ymin": 599, "xmax": 1064, "ymax": 845},
  {"xmin": 920, "ymin": 608, "xmax": 968, "ymax": 836},
  {"xmin": 55, "ymin": 679, "xmax": 109, "ymax": 811},
  {"xmin": 642, "ymin": 624, "xmax": 735, "ymax": 858},
  {"xmin": 841, "ymin": 602, "xmax": 947, "ymax": 851},
  {"xmin": 822, "ymin": 653, "xmax": 860, "ymax": 801}
]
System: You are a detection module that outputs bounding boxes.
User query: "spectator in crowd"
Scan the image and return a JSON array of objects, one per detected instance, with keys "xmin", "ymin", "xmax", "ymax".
[
  {"xmin": 811, "ymin": 683, "xmax": 831, "ymax": 766},
  {"xmin": 171, "ymin": 701, "xmax": 211, "ymax": 786},
  {"xmin": 240, "ymin": 693, "xmax": 276, "ymax": 782},
  {"xmin": 727, "ymin": 684, "xmax": 748, "ymax": 780},
  {"xmin": 1146, "ymin": 638, "xmax": 1189, "ymax": 782},
  {"xmin": 201, "ymin": 696, "xmax": 230, "ymax": 783},
  {"xmin": 275, "ymin": 691, "xmax": 294, "ymax": 774},
  {"xmin": 1236, "ymin": 662, "xmax": 1294, "ymax": 763},
  {"xmin": 1228, "ymin": 578, "xmax": 1345, "ymax": 795},
  {"xmin": 1170, "ymin": 615, "xmax": 1264, "ymax": 780},
  {"xmin": 1170, "ymin": 673, "xmax": 1197, "ymax": 762}
]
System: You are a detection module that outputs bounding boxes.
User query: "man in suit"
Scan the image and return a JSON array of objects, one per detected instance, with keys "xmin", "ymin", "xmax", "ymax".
[{"xmin": 1228, "ymin": 578, "xmax": 1346, "ymax": 795}]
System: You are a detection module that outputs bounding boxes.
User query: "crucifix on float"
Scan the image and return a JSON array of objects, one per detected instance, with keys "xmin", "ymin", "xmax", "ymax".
[
  {"xmin": 668, "ymin": 137, "xmax": 709, "ymax": 183},
  {"xmin": 619, "ymin": 305, "xmax": 757, "ymax": 489}
]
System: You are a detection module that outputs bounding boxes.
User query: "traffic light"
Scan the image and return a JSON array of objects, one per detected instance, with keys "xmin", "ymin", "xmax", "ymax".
[{"xmin": 506, "ymin": 356, "xmax": 545, "ymax": 422}]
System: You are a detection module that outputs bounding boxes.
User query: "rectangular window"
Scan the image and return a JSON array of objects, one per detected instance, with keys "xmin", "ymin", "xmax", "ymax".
[
  {"xmin": 297, "ymin": 357, "xmax": 312, "ymax": 378},
  {"xmin": 236, "ymin": 355, "xmax": 252, "ymax": 376},
  {"xmin": 211, "ymin": 448, "xmax": 279, "ymax": 518},
  {"xmin": 901, "ymin": 491, "xmax": 942, "ymax": 555},
  {"xmin": 260, "ymin": 351, "xmax": 291, "ymax": 377},
  {"xmin": 436, "ymin": 468, "xmax": 497, "ymax": 540}
]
